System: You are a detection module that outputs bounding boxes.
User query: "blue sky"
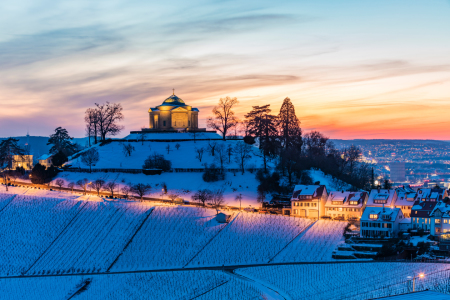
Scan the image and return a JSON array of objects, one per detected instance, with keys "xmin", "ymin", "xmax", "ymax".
[{"xmin": 1, "ymin": 0, "xmax": 449, "ymax": 139}]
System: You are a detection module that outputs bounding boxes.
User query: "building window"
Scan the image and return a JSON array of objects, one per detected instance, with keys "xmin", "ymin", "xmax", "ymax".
[
  {"xmin": 445, "ymin": 219, "xmax": 448, "ymax": 224},
  {"xmin": 163, "ymin": 121, "xmax": 166, "ymax": 126},
  {"xmin": 369, "ymin": 214, "xmax": 378, "ymax": 219},
  {"xmin": 294, "ymin": 209, "xmax": 298, "ymax": 214},
  {"xmin": 436, "ymin": 219, "xmax": 441, "ymax": 224},
  {"xmin": 349, "ymin": 201, "xmax": 358, "ymax": 205}
]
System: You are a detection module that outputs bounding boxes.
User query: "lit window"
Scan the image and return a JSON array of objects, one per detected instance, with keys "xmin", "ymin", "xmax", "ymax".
[
  {"xmin": 445, "ymin": 219, "xmax": 448, "ymax": 224},
  {"xmin": 349, "ymin": 201, "xmax": 358, "ymax": 205},
  {"xmin": 436, "ymin": 219, "xmax": 441, "ymax": 224},
  {"xmin": 369, "ymin": 214, "xmax": 378, "ymax": 219}
]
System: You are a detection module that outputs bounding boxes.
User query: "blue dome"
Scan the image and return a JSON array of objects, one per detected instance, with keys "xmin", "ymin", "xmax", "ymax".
[{"xmin": 162, "ymin": 95, "xmax": 185, "ymax": 106}]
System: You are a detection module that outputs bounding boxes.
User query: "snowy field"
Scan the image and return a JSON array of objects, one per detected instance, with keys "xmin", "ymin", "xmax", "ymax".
[
  {"xmin": 273, "ymin": 220, "xmax": 348, "ymax": 262},
  {"xmin": 189, "ymin": 212, "xmax": 312, "ymax": 266},
  {"xmin": 237, "ymin": 263, "xmax": 450, "ymax": 300},
  {"xmin": 53, "ymin": 171, "xmax": 261, "ymax": 207},
  {"xmin": 0, "ymin": 194, "xmax": 83, "ymax": 276},
  {"xmin": 0, "ymin": 270, "xmax": 261, "ymax": 300},
  {"xmin": 111, "ymin": 206, "xmax": 227, "ymax": 271},
  {"xmin": 67, "ymin": 139, "xmax": 266, "ymax": 170},
  {"xmin": 27, "ymin": 201, "xmax": 153, "ymax": 275}
]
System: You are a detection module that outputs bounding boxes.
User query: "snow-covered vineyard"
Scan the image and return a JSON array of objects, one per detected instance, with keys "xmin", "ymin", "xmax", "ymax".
[{"xmin": 2, "ymin": 191, "xmax": 450, "ymax": 299}]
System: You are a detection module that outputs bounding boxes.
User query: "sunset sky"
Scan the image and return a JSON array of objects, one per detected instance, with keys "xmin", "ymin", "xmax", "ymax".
[{"xmin": 1, "ymin": 0, "xmax": 449, "ymax": 139}]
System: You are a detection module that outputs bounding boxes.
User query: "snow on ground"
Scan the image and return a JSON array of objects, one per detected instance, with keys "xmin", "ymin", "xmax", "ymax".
[
  {"xmin": 111, "ymin": 206, "xmax": 227, "ymax": 271},
  {"xmin": 0, "ymin": 185, "xmax": 82, "ymax": 199},
  {"xmin": 0, "ymin": 194, "xmax": 83, "ymax": 276},
  {"xmin": 0, "ymin": 270, "xmax": 240, "ymax": 300},
  {"xmin": 53, "ymin": 171, "xmax": 261, "ymax": 207},
  {"xmin": 409, "ymin": 235, "xmax": 431, "ymax": 246},
  {"xmin": 123, "ymin": 131, "xmax": 222, "ymax": 140},
  {"xmin": 67, "ymin": 139, "xmax": 265, "ymax": 170},
  {"xmin": 188, "ymin": 212, "xmax": 312, "ymax": 267},
  {"xmin": 237, "ymin": 263, "xmax": 450, "ymax": 300},
  {"xmin": 273, "ymin": 220, "xmax": 347, "ymax": 262},
  {"xmin": 27, "ymin": 201, "xmax": 153, "ymax": 275},
  {"xmin": 308, "ymin": 169, "xmax": 350, "ymax": 191}
]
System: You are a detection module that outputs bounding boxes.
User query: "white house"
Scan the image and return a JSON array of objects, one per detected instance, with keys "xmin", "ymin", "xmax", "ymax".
[
  {"xmin": 324, "ymin": 191, "xmax": 368, "ymax": 220},
  {"xmin": 290, "ymin": 185, "xmax": 328, "ymax": 218},
  {"xmin": 38, "ymin": 154, "xmax": 53, "ymax": 168},
  {"xmin": 360, "ymin": 206, "xmax": 404, "ymax": 238},
  {"xmin": 366, "ymin": 188, "xmax": 398, "ymax": 208},
  {"xmin": 394, "ymin": 186, "xmax": 416, "ymax": 218}
]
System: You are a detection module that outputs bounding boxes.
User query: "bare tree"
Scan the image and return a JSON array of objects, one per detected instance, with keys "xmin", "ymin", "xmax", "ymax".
[
  {"xmin": 195, "ymin": 147, "xmax": 204, "ymax": 162},
  {"xmin": 95, "ymin": 102, "xmax": 124, "ymax": 141},
  {"xmin": 235, "ymin": 193, "xmax": 243, "ymax": 210},
  {"xmin": 167, "ymin": 193, "xmax": 179, "ymax": 204},
  {"xmin": 81, "ymin": 148, "xmax": 100, "ymax": 173},
  {"xmin": 234, "ymin": 142, "xmax": 252, "ymax": 174},
  {"xmin": 1, "ymin": 172, "xmax": 9, "ymax": 191},
  {"xmin": 9, "ymin": 171, "xmax": 18, "ymax": 184},
  {"xmin": 191, "ymin": 189, "xmax": 213, "ymax": 207},
  {"xmin": 121, "ymin": 185, "xmax": 131, "ymax": 198},
  {"xmin": 122, "ymin": 143, "xmax": 135, "ymax": 157},
  {"xmin": 76, "ymin": 178, "xmax": 89, "ymax": 195},
  {"xmin": 55, "ymin": 179, "xmax": 65, "ymax": 191},
  {"xmin": 208, "ymin": 141, "xmax": 217, "ymax": 156},
  {"xmin": 175, "ymin": 143, "xmax": 181, "ymax": 150},
  {"xmin": 207, "ymin": 96, "xmax": 239, "ymax": 140},
  {"xmin": 139, "ymin": 132, "xmax": 147, "ymax": 145},
  {"xmin": 85, "ymin": 108, "xmax": 99, "ymax": 145},
  {"xmin": 210, "ymin": 189, "xmax": 225, "ymax": 214},
  {"xmin": 226, "ymin": 144, "xmax": 233, "ymax": 163},
  {"xmin": 104, "ymin": 181, "xmax": 118, "ymax": 197},
  {"xmin": 130, "ymin": 183, "xmax": 152, "ymax": 201},
  {"xmin": 215, "ymin": 144, "xmax": 228, "ymax": 171},
  {"xmin": 166, "ymin": 144, "xmax": 171, "ymax": 154},
  {"xmin": 68, "ymin": 182, "xmax": 75, "ymax": 193},
  {"xmin": 91, "ymin": 179, "xmax": 105, "ymax": 196}
]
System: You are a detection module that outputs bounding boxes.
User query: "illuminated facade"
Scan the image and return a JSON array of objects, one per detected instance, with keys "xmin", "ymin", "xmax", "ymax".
[
  {"xmin": 147, "ymin": 94, "xmax": 205, "ymax": 131},
  {"xmin": 12, "ymin": 155, "xmax": 33, "ymax": 170}
]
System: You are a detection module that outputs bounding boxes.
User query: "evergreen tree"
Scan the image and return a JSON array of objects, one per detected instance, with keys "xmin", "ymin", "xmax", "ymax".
[
  {"xmin": 0, "ymin": 138, "xmax": 25, "ymax": 169},
  {"xmin": 52, "ymin": 150, "xmax": 68, "ymax": 168},
  {"xmin": 47, "ymin": 127, "xmax": 76, "ymax": 155},
  {"xmin": 278, "ymin": 97, "xmax": 302, "ymax": 150},
  {"xmin": 245, "ymin": 104, "xmax": 278, "ymax": 170}
]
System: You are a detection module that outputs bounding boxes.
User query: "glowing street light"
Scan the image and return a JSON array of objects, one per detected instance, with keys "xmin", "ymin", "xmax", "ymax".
[{"xmin": 407, "ymin": 273, "xmax": 425, "ymax": 292}]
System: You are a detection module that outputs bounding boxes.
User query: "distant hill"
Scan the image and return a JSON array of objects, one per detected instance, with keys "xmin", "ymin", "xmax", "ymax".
[
  {"xmin": 0, "ymin": 136, "xmax": 89, "ymax": 160},
  {"xmin": 331, "ymin": 139, "xmax": 450, "ymax": 149}
]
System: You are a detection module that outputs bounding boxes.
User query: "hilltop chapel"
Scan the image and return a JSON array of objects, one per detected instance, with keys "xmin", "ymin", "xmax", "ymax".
[{"xmin": 147, "ymin": 91, "xmax": 206, "ymax": 132}]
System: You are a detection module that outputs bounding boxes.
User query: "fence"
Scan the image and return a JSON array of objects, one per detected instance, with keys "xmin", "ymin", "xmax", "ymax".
[{"xmin": 65, "ymin": 167, "xmax": 264, "ymax": 174}]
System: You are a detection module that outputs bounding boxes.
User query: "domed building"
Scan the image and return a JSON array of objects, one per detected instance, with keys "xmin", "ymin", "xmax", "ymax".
[{"xmin": 147, "ymin": 93, "xmax": 205, "ymax": 131}]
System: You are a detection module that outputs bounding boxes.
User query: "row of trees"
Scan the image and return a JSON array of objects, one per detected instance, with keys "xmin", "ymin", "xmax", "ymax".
[{"xmin": 85, "ymin": 102, "xmax": 124, "ymax": 145}]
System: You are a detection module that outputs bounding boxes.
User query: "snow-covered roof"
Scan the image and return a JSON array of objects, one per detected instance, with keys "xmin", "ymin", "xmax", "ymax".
[
  {"xmin": 430, "ymin": 200, "xmax": 450, "ymax": 217},
  {"xmin": 400, "ymin": 217, "xmax": 411, "ymax": 224},
  {"xmin": 415, "ymin": 188, "xmax": 446, "ymax": 201},
  {"xmin": 366, "ymin": 189, "xmax": 397, "ymax": 207},
  {"xmin": 395, "ymin": 186, "xmax": 416, "ymax": 207},
  {"xmin": 361, "ymin": 206, "xmax": 401, "ymax": 222},
  {"xmin": 291, "ymin": 185, "xmax": 326, "ymax": 200},
  {"xmin": 325, "ymin": 191, "xmax": 367, "ymax": 207},
  {"xmin": 38, "ymin": 154, "xmax": 52, "ymax": 160}
]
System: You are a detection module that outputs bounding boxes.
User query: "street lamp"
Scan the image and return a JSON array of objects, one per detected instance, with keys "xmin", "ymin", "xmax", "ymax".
[{"xmin": 407, "ymin": 273, "xmax": 425, "ymax": 292}]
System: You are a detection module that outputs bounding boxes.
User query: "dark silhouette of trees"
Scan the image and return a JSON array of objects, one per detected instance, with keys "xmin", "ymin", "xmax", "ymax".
[
  {"xmin": 0, "ymin": 138, "xmax": 25, "ymax": 169},
  {"xmin": 207, "ymin": 97, "xmax": 239, "ymax": 140},
  {"xmin": 91, "ymin": 179, "xmax": 106, "ymax": 196},
  {"xmin": 52, "ymin": 151, "xmax": 68, "ymax": 168},
  {"xmin": 192, "ymin": 189, "xmax": 213, "ymax": 206},
  {"xmin": 234, "ymin": 142, "xmax": 252, "ymax": 174},
  {"xmin": 55, "ymin": 179, "xmax": 65, "ymax": 191},
  {"xmin": 85, "ymin": 102, "xmax": 124, "ymax": 142},
  {"xmin": 104, "ymin": 181, "xmax": 118, "ymax": 197},
  {"xmin": 142, "ymin": 153, "xmax": 172, "ymax": 171},
  {"xmin": 47, "ymin": 127, "xmax": 76, "ymax": 155},
  {"xmin": 85, "ymin": 108, "xmax": 99, "ymax": 145},
  {"xmin": 130, "ymin": 183, "xmax": 152, "ymax": 201},
  {"xmin": 278, "ymin": 97, "xmax": 302, "ymax": 150},
  {"xmin": 81, "ymin": 148, "xmax": 100, "ymax": 173},
  {"xmin": 76, "ymin": 178, "xmax": 89, "ymax": 195}
]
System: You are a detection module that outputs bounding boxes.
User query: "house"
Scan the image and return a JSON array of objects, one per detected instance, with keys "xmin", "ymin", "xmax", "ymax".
[
  {"xmin": 411, "ymin": 200, "xmax": 437, "ymax": 231},
  {"xmin": 11, "ymin": 155, "xmax": 33, "ymax": 170},
  {"xmin": 366, "ymin": 188, "xmax": 397, "ymax": 208},
  {"xmin": 394, "ymin": 186, "xmax": 416, "ymax": 218},
  {"xmin": 290, "ymin": 185, "xmax": 328, "ymax": 218},
  {"xmin": 430, "ymin": 200, "xmax": 450, "ymax": 250},
  {"xmin": 324, "ymin": 191, "xmax": 368, "ymax": 220},
  {"xmin": 360, "ymin": 206, "xmax": 404, "ymax": 238},
  {"xmin": 410, "ymin": 188, "xmax": 447, "ymax": 231},
  {"xmin": 38, "ymin": 154, "xmax": 53, "ymax": 168}
]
